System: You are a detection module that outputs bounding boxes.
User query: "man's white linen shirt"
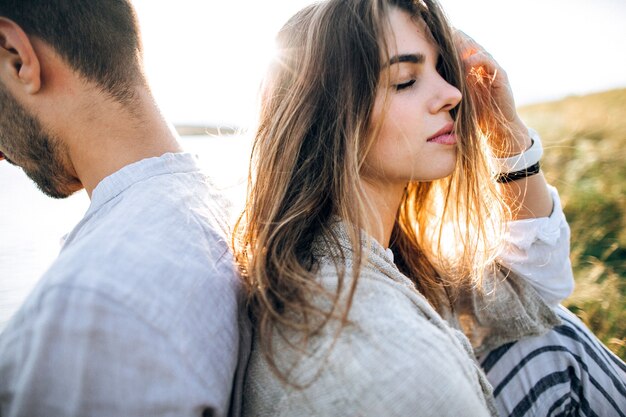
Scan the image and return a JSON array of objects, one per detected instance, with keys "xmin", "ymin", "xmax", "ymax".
[{"xmin": 0, "ymin": 153, "xmax": 242, "ymax": 417}]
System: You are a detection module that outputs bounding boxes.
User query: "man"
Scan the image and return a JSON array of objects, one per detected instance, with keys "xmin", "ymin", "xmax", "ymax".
[{"xmin": 0, "ymin": 1, "xmax": 246, "ymax": 416}]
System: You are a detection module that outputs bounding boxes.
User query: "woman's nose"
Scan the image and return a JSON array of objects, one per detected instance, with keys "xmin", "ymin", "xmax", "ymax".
[{"xmin": 430, "ymin": 77, "xmax": 462, "ymax": 114}]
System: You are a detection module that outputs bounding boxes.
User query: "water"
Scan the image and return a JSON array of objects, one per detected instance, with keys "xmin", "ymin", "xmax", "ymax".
[{"xmin": 0, "ymin": 135, "xmax": 251, "ymax": 330}]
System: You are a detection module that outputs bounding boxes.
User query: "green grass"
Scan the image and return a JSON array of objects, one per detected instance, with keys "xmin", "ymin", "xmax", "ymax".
[{"xmin": 518, "ymin": 88, "xmax": 626, "ymax": 360}]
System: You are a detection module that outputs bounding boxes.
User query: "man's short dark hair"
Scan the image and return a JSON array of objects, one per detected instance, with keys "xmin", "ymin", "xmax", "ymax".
[{"xmin": 0, "ymin": 0, "xmax": 143, "ymax": 103}]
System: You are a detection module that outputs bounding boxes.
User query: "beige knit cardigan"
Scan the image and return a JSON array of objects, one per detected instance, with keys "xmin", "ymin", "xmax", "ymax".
[{"xmin": 242, "ymin": 222, "xmax": 560, "ymax": 417}]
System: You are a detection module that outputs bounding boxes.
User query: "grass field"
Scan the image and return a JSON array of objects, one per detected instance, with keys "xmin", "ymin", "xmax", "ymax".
[{"xmin": 518, "ymin": 88, "xmax": 626, "ymax": 359}]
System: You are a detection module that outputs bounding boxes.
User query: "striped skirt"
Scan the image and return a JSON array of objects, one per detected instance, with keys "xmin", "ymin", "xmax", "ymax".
[{"xmin": 479, "ymin": 306, "xmax": 626, "ymax": 417}]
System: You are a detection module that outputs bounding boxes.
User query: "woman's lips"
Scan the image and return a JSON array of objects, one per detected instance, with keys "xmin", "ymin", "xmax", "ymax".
[
  {"xmin": 427, "ymin": 123, "xmax": 455, "ymax": 145},
  {"xmin": 427, "ymin": 132, "xmax": 456, "ymax": 145}
]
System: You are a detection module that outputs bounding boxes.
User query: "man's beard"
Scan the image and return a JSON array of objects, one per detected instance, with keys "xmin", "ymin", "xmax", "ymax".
[{"xmin": 0, "ymin": 83, "xmax": 81, "ymax": 199}]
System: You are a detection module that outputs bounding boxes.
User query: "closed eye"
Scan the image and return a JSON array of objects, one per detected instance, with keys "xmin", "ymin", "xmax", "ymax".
[{"xmin": 395, "ymin": 79, "xmax": 416, "ymax": 91}]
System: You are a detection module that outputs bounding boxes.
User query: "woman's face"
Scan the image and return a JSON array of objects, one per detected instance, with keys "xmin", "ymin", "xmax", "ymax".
[{"xmin": 363, "ymin": 8, "xmax": 462, "ymax": 189}]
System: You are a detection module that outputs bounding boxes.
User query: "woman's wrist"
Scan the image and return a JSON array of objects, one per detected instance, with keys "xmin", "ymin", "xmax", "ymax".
[
  {"xmin": 492, "ymin": 128, "xmax": 543, "ymax": 182},
  {"xmin": 490, "ymin": 117, "xmax": 532, "ymax": 157}
]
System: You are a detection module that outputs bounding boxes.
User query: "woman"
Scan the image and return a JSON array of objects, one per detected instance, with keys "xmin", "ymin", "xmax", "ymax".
[{"xmin": 234, "ymin": 0, "xmax": 626, "ymax": 415}]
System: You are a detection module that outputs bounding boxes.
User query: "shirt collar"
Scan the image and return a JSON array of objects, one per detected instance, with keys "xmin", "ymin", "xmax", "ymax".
[{"xmin": 86, "ymin": 152, "xmax": 199, "ymax": 217}]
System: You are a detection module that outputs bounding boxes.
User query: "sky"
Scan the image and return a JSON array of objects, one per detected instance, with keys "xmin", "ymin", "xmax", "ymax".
[{"xmin": 131, "ymin": 0, "xmax": 626, "ymax": 128}]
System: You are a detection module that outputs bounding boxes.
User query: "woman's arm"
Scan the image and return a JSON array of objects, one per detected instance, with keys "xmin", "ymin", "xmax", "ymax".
[
  {"xmin": 494, "ymin": 126, "xmax": 554, "ymax": 220},
  {"xmin": 497, "ymin": 185, "xmax": 575, "ymax": 305},
  {"xmin": 455, "ymin": 31, "xmax": 553, "ymax": 220},
  {"xmin": 453, "ymin": 31, "xmax": 574, "ymax": 306}
]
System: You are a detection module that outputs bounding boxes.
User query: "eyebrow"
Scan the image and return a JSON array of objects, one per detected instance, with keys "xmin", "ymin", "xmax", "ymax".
[{"xmin": 386, "ymin": 53, "xmax": 425, "ymax": 67}]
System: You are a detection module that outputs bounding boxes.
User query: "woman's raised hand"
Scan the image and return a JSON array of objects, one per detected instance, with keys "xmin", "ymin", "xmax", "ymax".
[{"xmin": 454, "ymin": 30, "xmax": 531, "ymax": 156}]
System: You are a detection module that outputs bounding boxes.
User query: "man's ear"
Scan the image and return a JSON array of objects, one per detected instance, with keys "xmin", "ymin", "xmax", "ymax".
[{"xmin": 0, "ymin": 17, "xmax": 41, "ymax": 95}]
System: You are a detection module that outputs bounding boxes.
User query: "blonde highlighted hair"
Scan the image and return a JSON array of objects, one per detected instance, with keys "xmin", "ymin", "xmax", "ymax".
[{"xmin": 234, "ymin": 0, "xmax": 510, "ymax": 380}]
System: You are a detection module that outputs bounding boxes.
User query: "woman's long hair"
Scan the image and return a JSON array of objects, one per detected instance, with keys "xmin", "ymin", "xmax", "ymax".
[{"xmin": 234, "ymin": 0, "xmax": 509, "ymax": 380}]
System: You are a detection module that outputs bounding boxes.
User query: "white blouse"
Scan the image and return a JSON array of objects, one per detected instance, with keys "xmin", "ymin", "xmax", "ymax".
[{"xmin": 498, "ymin": 185, "xmax": 574, "ymax": 306}]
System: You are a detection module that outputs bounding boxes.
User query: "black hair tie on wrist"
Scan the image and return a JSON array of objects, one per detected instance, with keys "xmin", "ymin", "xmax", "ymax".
[{"xmin": 495, "ymin": 161, "xmax": 541, "ymax": 183}]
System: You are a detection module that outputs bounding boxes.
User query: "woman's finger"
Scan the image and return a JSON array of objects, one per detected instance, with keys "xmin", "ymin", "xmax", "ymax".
[
  {"xmin": 453, "ymin": 29, "xmax": 485, "ymax": 59},
  {"xmin": 463, "ymin": 52, "xmax": 503, "ymax": 78}
]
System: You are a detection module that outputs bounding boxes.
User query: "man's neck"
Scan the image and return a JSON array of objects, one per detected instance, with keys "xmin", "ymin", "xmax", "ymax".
[{"xmin": 52, "ymin": 87, "xmax": 183, "ymax": 198}]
